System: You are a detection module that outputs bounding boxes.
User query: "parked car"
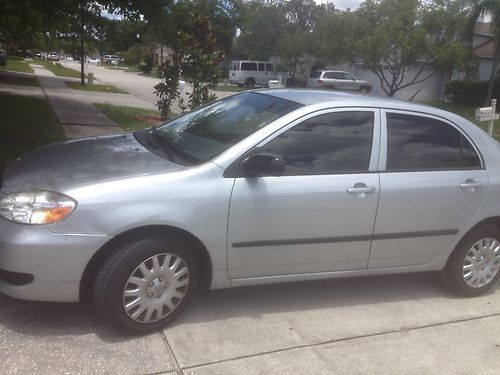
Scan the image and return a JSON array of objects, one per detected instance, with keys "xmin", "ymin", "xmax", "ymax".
[
  {"xmin": 103, "ymin": 54, "xmax": 120, "ymax": 64},
  {"xmin": 308, "ymin": 70, "xmax": 373, "ymax": 93},
  {"xmin": 1, "ymin": 89, "xmax": 500, "ymax": 333},
  {"xmin": 47, "ymin": 52, "xmax": 60, "ymax": 62},
  {"xmin": 0, "ymin": 50, "xmax": 6, "ymax": 66},
  {"xmin": 229, "ymin": 60, "xmax": 292, "ymax": 88}
]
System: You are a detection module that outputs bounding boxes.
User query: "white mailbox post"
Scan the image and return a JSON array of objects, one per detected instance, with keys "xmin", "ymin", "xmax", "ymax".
[{"xmin": 475, "ymin": 99, "xmax": 499, "ymax": 136}]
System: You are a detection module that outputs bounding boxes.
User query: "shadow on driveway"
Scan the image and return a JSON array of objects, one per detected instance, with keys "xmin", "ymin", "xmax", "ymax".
[{"xmin": 2, "ymin": 272, "xmax": 491, "ymax": 339}]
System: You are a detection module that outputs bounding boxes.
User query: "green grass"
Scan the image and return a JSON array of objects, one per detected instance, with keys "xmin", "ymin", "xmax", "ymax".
[
  {"xmin": 0, "ymin": 57, "xmax": 34, "ymax": 73},
  {"xmin": 65, "ymin": 81, "xmax": 128, "ymax": 94},
  {"xmin": 0, "ymin": 74, "xmax": 39, "ymax": 86},
  {"xmin": 0, "ymin": 93, "xmax": 64, "ymax": 170},
  {"xmin": 94, "ymin": 103, "xmax": 167, "ymax": 131},
  {"xmin": 424, "ymin": 100, "xmax": 500, "ymax": 138},
  {"xmin": 31, "ymin": 60, "xmax": 82, "ymax": 78},
  {"xmin": 214, "ymin": 83, "xmax": 246, "ymax": 92}
]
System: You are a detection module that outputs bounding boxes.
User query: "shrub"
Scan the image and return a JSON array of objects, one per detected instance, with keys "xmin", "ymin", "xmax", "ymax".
[{"xmin": 446, "ymin": 78, "xmax": 500, "ymax": 106}]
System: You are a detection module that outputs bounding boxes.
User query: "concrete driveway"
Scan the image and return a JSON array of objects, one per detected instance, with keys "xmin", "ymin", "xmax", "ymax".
[{"xmin": 1, "ymin": 272, "xmax": 499, "ymax": 374}]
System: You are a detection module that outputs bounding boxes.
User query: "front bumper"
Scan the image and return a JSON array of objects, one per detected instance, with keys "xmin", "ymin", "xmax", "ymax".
[{"xmin": 0, "ymin": 218, "xmax": 110, "ymax": 302}]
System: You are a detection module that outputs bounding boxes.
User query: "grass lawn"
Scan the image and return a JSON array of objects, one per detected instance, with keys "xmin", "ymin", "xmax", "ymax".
[
  {"xmin": 31, "ymin": 60, "xmax": 82, "ymax": 79},
  {"xmin": 0, "ymin": 74, "xmax": 39, "ymax": 86},
  {"xmin": 424, "ymin": 100, "xmax": 500, "ymax": 138},
  {"xmin": 214, "ymin": 83, "xmax": 246, "ymax": 92},
  {"xmin": 65, "ymin": 81, "xmax": 128, "ymax": 94},
  {"xmin": 0, "ymin": 57, "xmax": 34, "ymax": 73},
  {"xmin": 0, "ymin": 93, "xmax": 64, "ymax": 170},
  {"xmin": 94, "ymin": 103, "xmax": 168, "ymax": 132}
]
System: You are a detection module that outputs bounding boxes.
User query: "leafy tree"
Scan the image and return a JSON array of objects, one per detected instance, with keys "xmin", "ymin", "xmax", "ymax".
[
  {"xmin": 356, "ymin": 0, "xmax": 464, "ymax": 96},
  {"xmin": 155, "ymin": 0, "xmax": 234, "ymax": 116},
  {"xmin": 466, "ymin": 0, "xmax": 500, "ymax": 104},
  {"xmin": 235, "ymin": 1, "xmax": 286, "ymax": 60}
]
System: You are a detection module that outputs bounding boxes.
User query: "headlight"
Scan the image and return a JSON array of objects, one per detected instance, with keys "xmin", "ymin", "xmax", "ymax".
[{"xmin": 0, "ymin": 191, "xmax": 77, "ymax": 224}]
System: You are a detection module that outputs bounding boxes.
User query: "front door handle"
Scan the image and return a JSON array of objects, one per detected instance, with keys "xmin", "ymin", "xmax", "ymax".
[
  {"xmin": 460, "ymin": 179, "xmax": 482, "ymax": 192},
  {"xmin": 347, "ymin": 183, "xmax": 376, "ymax": 198}
]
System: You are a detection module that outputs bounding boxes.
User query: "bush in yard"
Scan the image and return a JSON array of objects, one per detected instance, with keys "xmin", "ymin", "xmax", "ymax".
[{"xmin": 446, "ymin": 78, "xmax": 500, "ymax": 106}]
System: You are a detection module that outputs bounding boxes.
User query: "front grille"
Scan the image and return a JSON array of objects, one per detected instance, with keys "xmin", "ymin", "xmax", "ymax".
[{"xmin": 0, "ymin": 269, "xmax": 34, "ymax": 286}]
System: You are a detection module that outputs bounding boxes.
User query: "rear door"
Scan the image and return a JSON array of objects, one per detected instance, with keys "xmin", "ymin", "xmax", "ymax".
[{"xmin": 368, "ymin": 110, "xmax": 488, "ymax": 268}]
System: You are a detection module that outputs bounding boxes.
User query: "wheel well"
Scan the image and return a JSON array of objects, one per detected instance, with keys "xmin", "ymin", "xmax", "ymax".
[
  {"xmin": 79, "ymin": 225, "xmax": 213, "ymax": 305},
  {"xmin": 444, "ymin": 217, "xmax": 500, "ymax": 267}
]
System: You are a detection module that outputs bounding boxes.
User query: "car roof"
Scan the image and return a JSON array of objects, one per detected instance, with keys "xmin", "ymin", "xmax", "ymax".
[
  {"xmin": 255, "ymin": 89, "xmax": 398, "ymax": 106},
  {"xmin": 255, "ymin": 89, "xmax": 469, "ymax": 120}
]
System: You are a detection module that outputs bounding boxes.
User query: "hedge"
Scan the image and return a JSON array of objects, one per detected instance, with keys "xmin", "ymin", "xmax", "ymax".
[{"xmin": 446, "ymin": 78, "xmax": 500, "ymax": 106}]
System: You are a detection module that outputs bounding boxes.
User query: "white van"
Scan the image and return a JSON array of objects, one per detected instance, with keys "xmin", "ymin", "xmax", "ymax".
[{"xmin": 229, "ymin": 60, "xmax": 292, "ymax": 88}]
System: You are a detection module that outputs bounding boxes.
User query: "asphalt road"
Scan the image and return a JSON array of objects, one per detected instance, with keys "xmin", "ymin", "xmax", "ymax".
[{"xmin": 60, "ymin": 60, "xmax": 233, "ymax": 112}]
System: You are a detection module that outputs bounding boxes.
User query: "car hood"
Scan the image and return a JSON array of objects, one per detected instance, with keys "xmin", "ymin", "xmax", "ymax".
[{"xmin": 1, "ymin": 133, "xmax": 183, "ymax": 193}]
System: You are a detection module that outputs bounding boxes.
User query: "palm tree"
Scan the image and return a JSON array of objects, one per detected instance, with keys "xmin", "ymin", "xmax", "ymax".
[{"xmin": 467, "ymin": 0, "xmax": 500, "ymax": 104}]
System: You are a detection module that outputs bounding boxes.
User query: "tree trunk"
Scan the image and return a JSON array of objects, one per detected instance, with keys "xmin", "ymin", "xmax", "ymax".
[
  {"xmin": 80, "ymin": 31, "xmax": 85, "ymax": 86},
  {"xmin": 484, "ymin": 39, "xmax": 499, "ymax": 105}
]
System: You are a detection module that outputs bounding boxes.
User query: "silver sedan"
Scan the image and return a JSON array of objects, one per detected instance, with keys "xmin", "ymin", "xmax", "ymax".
[{"xmin": 1, "ymin": 89, "xmax": 499, "ymax": 333}]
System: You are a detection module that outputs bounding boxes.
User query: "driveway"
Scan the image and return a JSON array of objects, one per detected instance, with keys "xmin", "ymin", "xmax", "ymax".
[{"xmin": 1, "ymin": 273, "xmax": 499, "ymax": 374}]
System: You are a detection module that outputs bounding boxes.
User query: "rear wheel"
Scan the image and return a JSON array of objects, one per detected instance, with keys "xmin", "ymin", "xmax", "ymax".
[
  {"xmin": 94, "ymin": 236, "xmax": 198, "ymax": 333},
  {"xmin": 443, "ymin": 225, "xmax": 500, "ymax": 296},
  {"xmin": 359, "ymin": 86, "xmax": 371, "ymax": 93},
  {"xmin": 245, "ymin": 78, "xmax": 255, "ymax": 89}
]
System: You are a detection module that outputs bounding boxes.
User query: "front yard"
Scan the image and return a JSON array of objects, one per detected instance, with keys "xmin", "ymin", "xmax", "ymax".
[{"xmin": 0, "ymin": 92, "xmax": 64, "ymax": 170}]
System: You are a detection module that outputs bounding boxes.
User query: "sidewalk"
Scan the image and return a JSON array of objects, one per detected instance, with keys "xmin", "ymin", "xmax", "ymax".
[{"xmin": 31, "ymin": 65, "xmax": 124, "ymax": 139}]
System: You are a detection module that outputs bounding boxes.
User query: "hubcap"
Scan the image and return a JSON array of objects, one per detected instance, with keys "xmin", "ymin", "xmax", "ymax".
[
  {"xmin": 123, "ymin": 253, "xmax": 190, "ymax": 323},
  {"xmin": 462, "ymin": 237, "xmax": 500, "ymax": 288}
]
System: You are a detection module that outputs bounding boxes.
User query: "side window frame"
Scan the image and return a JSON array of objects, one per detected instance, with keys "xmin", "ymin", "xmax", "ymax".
[
  {"xmin": 379, "ymin": 109, "xmax": 484, "ymax": 172},
  {"xmin": 250, "ymin": 108, "xmax": 381, "ymax": 175}
]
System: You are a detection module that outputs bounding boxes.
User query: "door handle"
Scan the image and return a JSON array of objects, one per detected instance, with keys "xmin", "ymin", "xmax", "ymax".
[
  {"xmin": 347, "ymin": 183, "xmax": 376, "ymax": 198},
  {"xmin": 460, "ymin": 180, "xmax": 482, "ymax": 191}
]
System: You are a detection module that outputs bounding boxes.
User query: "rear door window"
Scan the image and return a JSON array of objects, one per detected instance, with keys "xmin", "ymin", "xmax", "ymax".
[{"xmin": 386, "ymin": 112, "xmax": 482, "ymax": 171}]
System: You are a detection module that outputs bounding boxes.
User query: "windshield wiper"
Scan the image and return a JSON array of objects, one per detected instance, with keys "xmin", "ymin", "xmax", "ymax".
[{"xmin": 148, "ymin": 126, "xmax": 174, "ymax": 157}]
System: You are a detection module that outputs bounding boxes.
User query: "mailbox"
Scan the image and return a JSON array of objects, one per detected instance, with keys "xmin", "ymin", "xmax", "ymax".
[{"xmin": 476, "ymin": 106, "xmax": 499, "ymax": 122}]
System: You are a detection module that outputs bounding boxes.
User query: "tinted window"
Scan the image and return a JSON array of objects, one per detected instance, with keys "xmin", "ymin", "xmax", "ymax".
[
  {"xmin": 258, "ymin": 63, "xmax": 265, "ymax": 72},
  {"xmin": 266, "ymin": 63, "xmax": 273, "ymax": 72},
  {"xmin": 310, "ymin": 70, "xmax": 322, "ymax": 78},
  {"xmin": 241, "ymin": 62, "xmax": 257, "ymax": 71},
  {"xmin": 386, "ymin": 113, "xmax": 481, "ymax": 171},
  {"xmin": 261, "ymin": 112, "xmax": 374, "ymax": 175}
]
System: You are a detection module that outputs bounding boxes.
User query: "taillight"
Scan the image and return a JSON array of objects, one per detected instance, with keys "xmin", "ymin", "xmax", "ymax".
[{"xmin": 319, "ymin": 79, "xmax": 324, "ymax": 86}]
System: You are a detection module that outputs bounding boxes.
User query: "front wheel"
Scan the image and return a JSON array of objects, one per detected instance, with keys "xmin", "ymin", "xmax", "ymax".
[
  {"xmin": 442, "ymin": 225, "xmax": 500, "ymax": 296},
  {"xmin": 94, "ymin": 236, "xmax": 198, "ymax": 333}
]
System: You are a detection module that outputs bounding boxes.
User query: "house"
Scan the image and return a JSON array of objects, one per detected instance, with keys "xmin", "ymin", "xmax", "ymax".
[{"xmin": 472, "ymin": 22, "xmax": 498, "ymax": 81}]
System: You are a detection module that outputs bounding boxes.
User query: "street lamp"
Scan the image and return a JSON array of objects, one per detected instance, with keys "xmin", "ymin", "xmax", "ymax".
[{"xmin": 136, "ymin": 33, "xmax": 140, "ymax": 66}]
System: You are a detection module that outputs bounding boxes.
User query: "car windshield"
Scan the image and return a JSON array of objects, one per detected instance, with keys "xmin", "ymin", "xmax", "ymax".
[{"xmin": 143, "ymin": 92, "xmax": 302, "ymax": 164}]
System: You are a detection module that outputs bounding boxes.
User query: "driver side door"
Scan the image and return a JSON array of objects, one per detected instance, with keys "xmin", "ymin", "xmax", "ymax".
[{"xmin": 227, "ymin": 109, "xmax": 381, "ymax": 279}]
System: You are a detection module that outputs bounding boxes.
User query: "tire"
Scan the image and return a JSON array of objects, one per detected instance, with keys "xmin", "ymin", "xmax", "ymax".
[
  {"xmin": 359, "ymin": 86, "xmax": 371, "ymax": 94},
  {"xmin": 245, "ymin": 78, "xmax": 255, "ymax": 89},
  {"xmin": 93, "ymin": 236, "xmax": 198, "ymax": 333},
  {"xmin": 442, "ymin": 225, "xmax": 500, "ymax": 296}
]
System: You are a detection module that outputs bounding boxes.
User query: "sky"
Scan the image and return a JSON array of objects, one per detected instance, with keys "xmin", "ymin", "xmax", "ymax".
[{"xmin": 315, "ymin": 0, "xmax": 364, "ymax": 10}]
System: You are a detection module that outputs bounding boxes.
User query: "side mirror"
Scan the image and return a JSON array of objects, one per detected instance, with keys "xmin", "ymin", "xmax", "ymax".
[{"xmin": 242, "ymin": 153, "xmax": 286, "ymax": 177}]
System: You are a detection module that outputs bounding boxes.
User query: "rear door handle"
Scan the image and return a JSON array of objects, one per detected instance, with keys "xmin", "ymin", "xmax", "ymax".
[
  {"xmin": 347, "ymin": 183, "xmax": 376, "ymax": 198},
  {"xmin": 460, "ymin": 179, "xmax": 482, "ymax": 191}
]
